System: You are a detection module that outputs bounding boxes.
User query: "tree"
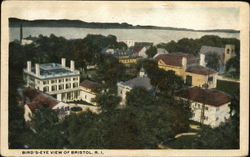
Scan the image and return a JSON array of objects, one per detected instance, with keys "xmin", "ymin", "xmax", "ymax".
[
  {"xmin": 146, "ymin": 46, "xmax": 157, "ymax": 58},
  {"xmin": 22, "ymin": 107, "xmax": 67, "ymax": 149},
  {"xmin": 94, "ymin": 91, "xmax": 121, "ymax": 113},
  {"xmin": 191, "ymin": 120, "xmax": 239, "ymax": 149},
  {"xmin": 95, "ymin": 54, "xmax": 125, "ymax": 87},
  {"xmin": 205, "ymin": 53, "xmax": 220, "ymax": 71},
  {"xmin": 226, "ymin": 56, "xmax": 240, "ymax": 79}
]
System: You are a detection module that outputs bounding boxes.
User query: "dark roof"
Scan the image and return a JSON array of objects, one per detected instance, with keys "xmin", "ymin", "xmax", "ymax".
[
  {"xmin": 29, "ymin": 63, "xmax": 79, "ymax": 78},
  {"xmin": 134, "ymin": 42, "xmax": 153, "ymax": 47},
  {"xmin": 175, "ymin": 87, "xmax": 231, "ymax": 106},
  {"xmin": 186, "ymin": 65, "xmax": 217, "ymax": 75},
  {"xmin": 80, "ymin": 80, "xmax": 100, "ymax": 90},
  {"xmin": 23, "ymin": 88, "xmax": 59, "ymax": 112},
  {"xmin": 155, "ymin": 53, "xmax": 199, "ymax": 67},
  {"xmin": 120, "ymin": 77, "xmax": 153, "ymax": 91},
  {"xmin": 200, "ymin": 46, "xmax": 224, "ymax": 55},
  {"xmin": 133, "ymin": 46, "xmax": 145, "ymax": 53}
]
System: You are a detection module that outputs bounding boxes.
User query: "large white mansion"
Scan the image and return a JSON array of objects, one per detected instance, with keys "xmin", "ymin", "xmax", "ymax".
[{"xmin": 23, "ymin": 58, "xmax": 80, "ymax": 102}]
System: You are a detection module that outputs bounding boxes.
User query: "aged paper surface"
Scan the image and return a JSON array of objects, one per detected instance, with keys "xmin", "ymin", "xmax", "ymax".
[{"xmin": 1, "ymin": 1, "xmax": 249, "ymax": 156}]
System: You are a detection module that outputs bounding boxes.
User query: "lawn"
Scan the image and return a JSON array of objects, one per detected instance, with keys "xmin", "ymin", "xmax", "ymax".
[{"xmin": 216, "ymin": 80, "xmax": 239, "ymax": 97}]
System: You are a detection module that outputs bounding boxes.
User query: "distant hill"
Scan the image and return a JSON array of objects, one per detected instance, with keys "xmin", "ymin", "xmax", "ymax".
[{"xmin": 9, "ymin": 18, "xmax": 240, "ymax": 33}]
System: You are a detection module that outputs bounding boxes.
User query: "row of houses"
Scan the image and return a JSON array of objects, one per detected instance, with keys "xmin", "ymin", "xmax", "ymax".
[
  {"xmin": 117, "ymin": 67, "xmax": 231, "ymax": 128},
  {"xmin": 22, "ymin": 43, "xmax": 235, "ymax": 128}
]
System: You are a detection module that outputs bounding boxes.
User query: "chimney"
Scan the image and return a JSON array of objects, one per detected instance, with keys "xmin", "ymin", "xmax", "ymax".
[
  {"xmin": 27, "ymin": 61, "xmax": 31, "ymax": 72},
  {"xmin": 61, "ymin": 58, "xmax": 66, "ymax": 67},
  {"xmin": 35, "ymin": 64, "xmax": 40, "ymax": 77},
  {"xmin": 200, "ymin": 54, "xmax": 206, "ymax": 66},
  {"xmin": 70, "ymin": 60, "xmax": 75, "ymax": 71},
  {"xmin": 182, "ymin": 57, "xmax": 187, "ymax": 70}
]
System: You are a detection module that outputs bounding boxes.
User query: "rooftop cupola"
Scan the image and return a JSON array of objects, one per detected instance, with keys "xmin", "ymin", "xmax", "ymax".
[{"xmin": 139, "ymin": 67, "xmax": 147, "ymax": 77}]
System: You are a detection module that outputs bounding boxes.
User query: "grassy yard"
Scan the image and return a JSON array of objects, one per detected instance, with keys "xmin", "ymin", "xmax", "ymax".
[{"xmin": 216, "ymin": 80, "xmax": 239, "ymax": 97}]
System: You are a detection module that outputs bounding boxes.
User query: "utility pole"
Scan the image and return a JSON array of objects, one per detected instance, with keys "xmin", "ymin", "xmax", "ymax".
[{"xmin": 200, "ymin": 71, "xmax": 209, "ymax": 125}]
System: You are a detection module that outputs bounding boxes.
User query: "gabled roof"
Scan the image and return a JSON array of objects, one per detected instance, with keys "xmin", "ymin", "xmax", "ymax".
[
  {"xmin": 80, "ymin": 80, "xmax": 100, "ymax": 90},
  {"xmin": 155, "ymin": 53, "xmax": 199, "ymax": 67},
  {"xmin": 119, "ymin": 77, "xmax": 153, "ymax": 91},
  {"xmin": 175, "ymin": 87, "xmax": 231, "ymax": 106},
  {"xmin": 23, "ymin": 88, "xmax": 59, "ymax": 112},
  {"xmin": 133, "ymin": 46, "xmax": 145, "ymax": 53},
  {"xmin": 186, "ymin": 65, "xmax": 217, "ymax": 75},
  {"xmin": 200, "ymin": 46, "xmax": 225, "ymax": 55}
]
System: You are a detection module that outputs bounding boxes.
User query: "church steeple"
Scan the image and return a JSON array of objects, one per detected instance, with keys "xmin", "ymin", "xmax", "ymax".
[{"xmin": 139, "ymin": 67, "xmax": 147, "ymax": 77}]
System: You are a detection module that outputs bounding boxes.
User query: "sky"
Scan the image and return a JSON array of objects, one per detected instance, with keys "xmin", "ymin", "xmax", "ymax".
[{"xmin": 7, "ymin": 1, "xmax": 240, "ymax": 30}]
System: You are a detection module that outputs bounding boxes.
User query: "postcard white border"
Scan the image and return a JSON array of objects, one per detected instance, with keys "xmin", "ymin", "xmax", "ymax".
[{"xmin": 1, "ymin": 1, "xmax": 249, "ymax": 156}]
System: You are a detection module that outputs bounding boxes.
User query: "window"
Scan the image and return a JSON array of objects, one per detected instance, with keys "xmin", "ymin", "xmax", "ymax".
[
  {"xmin": 196, "ymin": 103, "xmax": 200, "ymax": 109},
  {"xmin": 120, "ymin": 90, "xmax": 122, "ymax": 94},
  {"xmin": 186, "ymin": 75, "xmax": 192, "ymax": 86},
  {"xmin": 227, "ymin": 49, "xmax": 230, "ymax": 54},
  {"xmin": 208, "ymin": 76, "xmax": 213, "ymax": 82},
  {"xmin": 216, "ymin": 117, "xmax": 219, "ymax": 121},
  {"xmin": 43, "ymin": 80, "xmax": 49, "ymax": 85},
  {"xmin": 205, "ymin": 107, "xmax": 209, "ymax": 110},
  {"xmin": 43, "ymin": 86, "xmax": 49, "ymax": 92},
  {"xmin": 73, "ymin": 77, "xmax": 78, "ymax": 81},
  {"xmin": 73, "ymin": 83, "xmax": 78, "ymax": 88},
  {"xmin": 204, "ymin": 116, "xmax": 208, "ymax": 120},
  {"xmin": 59, "ymin": 79, "xmax": 64, "ymax": 83},
  {"xmin": 66, "ymin": 78, "xmax": 71, "ymax": 82},
  {"xmin": 66, "ymin": 83, "xmax": 71, "ymax": 89},
  {"xmin": 51, "ymin": 80, "xmax": 57, "ymax": 84},
  {"xmin": 52, "ymin": 85, "xmax": 57, "ymax": 91},
  {"xmin": 59, "ymin": 84, "xmax": 64, "ymax": 90},
  {"xmin": 85, "ymin": 95, "xmax": 87, "ymax": 99},
  {"xmin": 216, "ymin": 108, "xmax": 220, "ymax": 111}
]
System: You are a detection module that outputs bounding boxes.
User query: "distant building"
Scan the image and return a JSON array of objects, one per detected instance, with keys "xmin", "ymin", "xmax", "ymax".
[
  {"xmin": 175, "ymin": 87, "xmax": 231, "ymax": 128},
  {"xmin": 133, "ymin": 46, "xmax": 148, "ymax": 58},
  {"xmin": 134, "ymin": 42, "xmax": 153, "ymax": 48},
  {"xmin": 118, "ymin": 56, "xmax": 143, "ymax": 64},
  {"xmin": 21, "ymin": 39, "xmax": 33, "ymax": 45},
  {"xmin": 102, "ymin": 48, "xmax": 143, "ymax": 64},
  {"xmin": 101, "ymin": 48, "xmax": 115, "ymax": 55},
  {"xmin": 79, "ymin": 80, "xmax": 100, "ymax": 105},
  {"xmin": 153, "ymin": 48, "xmax": 169, "ymax": 58},
  {"xmin": 21, "ymin": 88, "xmax": 70, "ymax": 122},
  {"xmin": 155, "ymin": 53, "xmax": 218, "ymax": 89},
  {"xmin": 117, "ymin": 67, "xmax": 153, "ymax": 106},
  {"xmin": 199, "ymin": 44, "xmax": 236, "ymax": 73},
  {"xmin": 23, "ymin": 58, "xmax": 80, "ymax": 102},
  {"xmin": 117, "ymin": 40, "xmax": 135, "ymax": 47}
]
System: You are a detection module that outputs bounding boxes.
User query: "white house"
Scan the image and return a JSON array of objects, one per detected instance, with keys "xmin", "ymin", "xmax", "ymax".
[
  {"xmin": 117, "ymin": 67, "xmax": 153, "ymax": 106},
  {"xmin": 153, "ymin": 48, "xmax": 169, "ymax": 58},
  {"xmin": 133, "ymin": 46, "xmax": 148, "ymax": 58},
  {"xmin": 23, "ymin": 58, "xmax": 80, "ymax": 102},
  {"xmin": 79, "ymin": 80, "xmax": 100, "ymax": 105},
  {"xmin": 175, "ymin": 87, "xmax": 231, "ymax": 128}
]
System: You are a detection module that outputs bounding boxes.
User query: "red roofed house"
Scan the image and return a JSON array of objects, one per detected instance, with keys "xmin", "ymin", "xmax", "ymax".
[
  {"xmin": 155, "ymin": 53, "xmax": 218, "ymax": 88},
  {"xmin": 23, "ymin": 88, "xmax": 70, "ymax": 122},
  {"xmin": 175, "ymin": 87, "xmax": 231, "ymax": 128},
  {"xmin": 79, "ymin": 80, "xmax": 100, "ymax": 105}
]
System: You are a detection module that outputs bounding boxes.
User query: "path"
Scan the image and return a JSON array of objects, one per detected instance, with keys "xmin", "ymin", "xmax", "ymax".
[{"xmin": 217, "ymin": 75, "xmax": 240, "ymax": 83}]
